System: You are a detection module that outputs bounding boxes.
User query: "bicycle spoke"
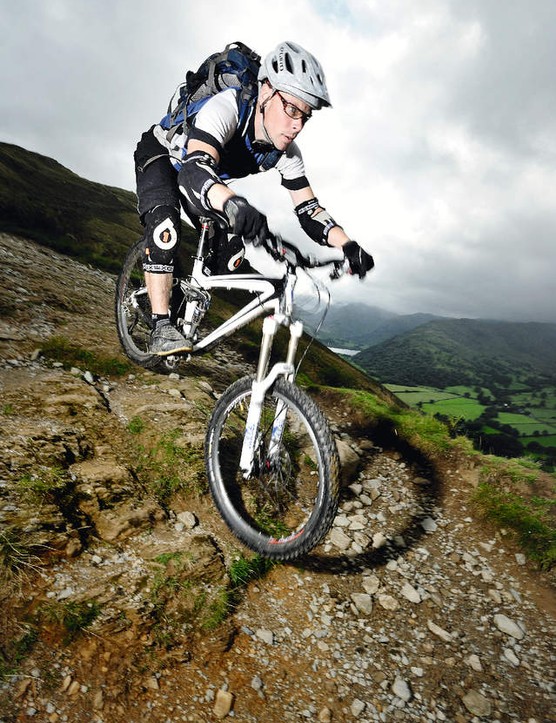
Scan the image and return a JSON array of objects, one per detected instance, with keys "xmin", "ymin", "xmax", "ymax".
[{"xmin": 207, "ymin": 379, "xmax": 335, "ymax": 552}]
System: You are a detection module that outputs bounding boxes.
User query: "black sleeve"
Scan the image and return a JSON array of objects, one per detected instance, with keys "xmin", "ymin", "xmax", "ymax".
[
  {"xmin": 187, "ymin": 127, "xmax": 224, "ymax": 157},
  {"xmin": 281, "ymin": 175, "xmax": 310, "ymax": 191}
]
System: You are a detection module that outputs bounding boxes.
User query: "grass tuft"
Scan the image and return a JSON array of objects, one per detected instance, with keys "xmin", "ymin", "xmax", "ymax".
[
  {"xmin": 38, "ymin": 600, "xmax": 101, "ymax": 644},
  {"xmin": 473, "ymin": 459, "xmax": 556, "ymax": 569},
  {"xmin": 41, "ymin": 335, "xmax": 132, "ymax": 377}
]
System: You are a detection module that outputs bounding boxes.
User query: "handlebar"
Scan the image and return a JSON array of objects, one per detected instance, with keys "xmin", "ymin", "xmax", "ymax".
[{"xmin": 262, "ymin": 233, "xmax": 348, "ymax": 279}]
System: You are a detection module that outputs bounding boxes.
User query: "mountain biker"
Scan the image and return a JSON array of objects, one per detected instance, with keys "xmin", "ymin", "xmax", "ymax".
[{"xmin": 134, "ymin": 40, "xmax": 375, "ymax": 356}]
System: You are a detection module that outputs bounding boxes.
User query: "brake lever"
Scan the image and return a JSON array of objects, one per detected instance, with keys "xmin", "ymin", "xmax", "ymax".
[{"xmin": 330, "ymin": 259, "xmax": 349, "ymax": 280}]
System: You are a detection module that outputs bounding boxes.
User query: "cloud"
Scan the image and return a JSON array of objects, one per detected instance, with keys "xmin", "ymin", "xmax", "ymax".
[{"xmin": 1, "ymin": 0, "xmax": 554, "ymax": 322}]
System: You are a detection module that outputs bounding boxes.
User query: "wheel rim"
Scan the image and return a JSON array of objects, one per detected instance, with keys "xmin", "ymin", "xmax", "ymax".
[{"xmin": 210, "ymin": 388, "xmax": 326, "ymax": 546}]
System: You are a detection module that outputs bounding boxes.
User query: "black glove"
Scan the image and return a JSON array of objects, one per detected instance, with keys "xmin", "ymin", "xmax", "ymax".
[
  {"xmin": 223, "ymin": 196, "xmax": 269, "ymax": 247},
  {"xmin": 342, "ymin": 240, "xmax": 375, "ymax": 279}
]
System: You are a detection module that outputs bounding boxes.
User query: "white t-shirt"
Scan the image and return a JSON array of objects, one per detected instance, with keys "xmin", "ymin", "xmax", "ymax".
[{"xmin": 154, "ymin": 89, "xmax": 307, "ymax": 187}]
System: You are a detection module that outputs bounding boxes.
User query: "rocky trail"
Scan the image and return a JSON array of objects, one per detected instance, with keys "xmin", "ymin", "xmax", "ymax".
[{"xmin": 0, "ymin": 234, "xmax": 554, "ymax": 722}]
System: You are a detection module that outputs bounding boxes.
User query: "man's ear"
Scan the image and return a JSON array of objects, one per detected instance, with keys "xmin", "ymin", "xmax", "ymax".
[{"xmin": 258, "ymin": 80, "xmax": 274, "ymax": 106}]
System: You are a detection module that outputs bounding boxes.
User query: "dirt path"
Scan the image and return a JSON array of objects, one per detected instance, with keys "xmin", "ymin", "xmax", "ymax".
[{"xmin": 85, "ymin": 451, "xmax": 554, "ymax": 723}]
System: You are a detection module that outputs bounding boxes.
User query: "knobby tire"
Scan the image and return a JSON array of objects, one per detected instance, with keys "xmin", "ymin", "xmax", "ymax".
[
  {"xmin": 205, "ymin": 375, "xmax": 340, "ymax": 560},
  {"xmin": 115, "ymin": 238, "xmax": 160, "ymax": 369}
]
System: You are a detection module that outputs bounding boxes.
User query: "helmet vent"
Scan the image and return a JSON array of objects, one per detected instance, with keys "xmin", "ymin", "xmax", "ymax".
[{"xmin": 284, "ymin": 52, "xmax": 294, "ymax": 74}]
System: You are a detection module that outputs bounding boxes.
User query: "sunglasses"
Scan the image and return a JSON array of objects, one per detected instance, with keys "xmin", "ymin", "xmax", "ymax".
[{"xmin": 274, "ymin": 91, "xmax": 312, "ymax": 124}]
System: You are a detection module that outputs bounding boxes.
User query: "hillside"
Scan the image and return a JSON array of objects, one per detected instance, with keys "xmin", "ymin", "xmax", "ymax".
[
  {"xmin": 354, "ymin": 318, "xmax": 556, "ymax": 389},
  {"xmin": 0, "ymin": 141, "xmax": 146, "ymax": 272}
]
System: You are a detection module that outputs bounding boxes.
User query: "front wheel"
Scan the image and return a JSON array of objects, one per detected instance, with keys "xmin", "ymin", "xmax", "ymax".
[{"xmin": 205, "ymin": 376, "xmax": 340, "ymax": 560}]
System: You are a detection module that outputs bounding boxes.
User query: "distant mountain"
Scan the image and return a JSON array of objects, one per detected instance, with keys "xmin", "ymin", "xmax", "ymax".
[
  {"xmin": 316, "ymin": 303, "xmax": 441, "ymax": 349},
  {"xmin": 354, "ymin": 318, "xmax": 556, "ymax": 388}
]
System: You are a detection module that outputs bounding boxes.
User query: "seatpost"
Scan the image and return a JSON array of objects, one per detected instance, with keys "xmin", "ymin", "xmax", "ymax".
[{"xmin": 196, "ymin": 217, "xmax": 212, "ymax": 259}]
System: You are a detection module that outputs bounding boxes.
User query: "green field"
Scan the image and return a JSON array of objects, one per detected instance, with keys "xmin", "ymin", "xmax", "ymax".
[
  {"xmin": 497, "ymin": 412, "xmax": 555, "ymax": 435},
  {"xmin": 386, "ymin": 383, "xmax": 556, "ymax": 466},
  {"xmin": 422, "ymin": 397, "xmax": 486, "ymax": 421},
  {"xmin": 522, "ymin": 435, "xmax": 556, "ymax": 448}
]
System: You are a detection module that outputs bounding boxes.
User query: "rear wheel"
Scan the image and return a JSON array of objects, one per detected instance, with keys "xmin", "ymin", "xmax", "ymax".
[
  {"xmin": 115, "ymin": 239, "xmax": 160, "ymax": 368},
  {"xmin": 205, "ymin": 375, "xmax": 340, "ymax": 560}
]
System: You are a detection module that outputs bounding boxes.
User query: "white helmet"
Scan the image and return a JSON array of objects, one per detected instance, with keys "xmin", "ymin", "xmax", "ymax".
[{"xmin": 258, "ymin": 41, "xmax": 331, "ymax": 110}]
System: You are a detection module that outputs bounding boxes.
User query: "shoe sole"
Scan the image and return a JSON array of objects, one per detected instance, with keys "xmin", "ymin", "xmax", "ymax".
[{"xmin": 153, "ymin": 344, "xmax": 193, "ymax": 356}]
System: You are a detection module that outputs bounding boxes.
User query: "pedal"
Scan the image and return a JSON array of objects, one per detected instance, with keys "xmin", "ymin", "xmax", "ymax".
[{"xmin": 163, "ymin": 355, "xmax": 179, "ymax": 370}]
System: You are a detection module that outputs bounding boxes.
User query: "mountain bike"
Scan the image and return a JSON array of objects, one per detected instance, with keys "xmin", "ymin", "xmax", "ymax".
[{"xmin": 115, "ymin": 218, "xmax": 345, "ymax": 560}]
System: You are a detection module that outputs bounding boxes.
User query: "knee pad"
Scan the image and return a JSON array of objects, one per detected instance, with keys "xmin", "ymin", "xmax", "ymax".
[
  {"xmin": 142, "ymin": 205, "xmax": 180, "ymax": 273},
  {"xmin": 204, "ymin": 230, "xmax": 245, "ymax": 275}
]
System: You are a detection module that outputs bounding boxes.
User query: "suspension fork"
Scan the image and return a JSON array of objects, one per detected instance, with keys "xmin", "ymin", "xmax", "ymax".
[{"xmin": 239, "ymin": 317, "xmax": 304, "ymax": 477}]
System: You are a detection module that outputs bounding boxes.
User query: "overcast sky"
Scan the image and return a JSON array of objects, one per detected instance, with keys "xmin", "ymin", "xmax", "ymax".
[{"xmin": 1, "ymin": 0, "xmax": 555, "ymax": 322}]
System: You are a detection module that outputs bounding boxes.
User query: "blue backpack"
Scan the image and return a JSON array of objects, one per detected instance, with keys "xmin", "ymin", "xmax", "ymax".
[{"xmin": 160, "ymin": 42, "xmax": 261, "ymax": 143}]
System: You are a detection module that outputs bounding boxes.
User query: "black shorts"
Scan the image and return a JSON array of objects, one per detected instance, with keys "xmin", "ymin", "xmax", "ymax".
[{"xmin": 134, "ymin": 126, "xmax": 180, "ymax": 221}]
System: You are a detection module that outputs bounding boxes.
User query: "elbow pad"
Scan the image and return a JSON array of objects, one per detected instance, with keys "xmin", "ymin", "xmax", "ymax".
[
  {"xmin": 295, "ymin": 197, "xmax": 339, "ymax": 246},
  {"xmin": 178, "ymin": 151, "xmax": 221, "ymax": 218}
]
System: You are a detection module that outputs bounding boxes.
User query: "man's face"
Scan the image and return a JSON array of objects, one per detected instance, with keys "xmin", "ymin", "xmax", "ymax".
[{"xmin": 261, "ymin": 88, "xmax": 313, "ymax": 151}]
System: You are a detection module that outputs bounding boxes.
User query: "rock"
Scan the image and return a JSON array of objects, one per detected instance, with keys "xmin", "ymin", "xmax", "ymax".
[
  {"xmin": 145, "ymin": 676, "xmax": 159, "ymax": 690},
  {"xmin": 377, "ymin": 594, "xmax": 399, "ymax": 611},
  {"xmin": 336, "ymin": 439, "xmax": 361, "ymax": 484},
  {"xmin": 400, "ymin": 582, "xmax": 421, "ymax": 603},
  {"xmin": 392, "ymin": 678, "xmax": 412, "ymax": 702},
  {"xmin": 427, "ymin": 620, "xmax": 453, "ymax": 642},
  {"xmin": 420, "ymin": 517, "xmax": 437, "ymax": 532},
  {"xmin": 362, "ymin": 575, "xmax": 380, "ymax": 595},
  {"xmin": 348, "ymin": 515, "xmax": 366, "ymax": 531},
  {"xmin": 67, "ymin": 680, "xmax": 81, "ymax": 696},
  {"xmin": 503, "ymin": 647, "xmax": 520, "ymax": 666},
  {"xmin": 350, "ymin": 698, "xmax": 365, "ymax": 717},
  {"xmin": 176, "ymin": 510, "xmax": 198, "ymax": 529},
  {"xmin": 413, "ymin": 476, "xmax": 430, "ymax": 486},
  {"xmin": 329, "ymin": 528, "xmax": 351, "ymax": 551},
  {"xmin": 251, "ymin": 675, "xmax": 263, "ymax": 691},
  {"xmin": 318, "ymin": 707, "xmax": 332, "ymax": 722},
  {"xmin": 93, "ymin": 500, "xmax": 161, "ymax": 541},
  {"xmin": 93, "ymin": 689, "xmax": 104, "ymax": 710},
  {"xmin": 213, "ymin": 689, "xmax": 234, "ymax": 719},
  {"xmin": 65, "ymin": 537, "xmax": 83, "ymax": 557},
  {"xmin": 351, "ymin": 593, "xmax": 373, "ymax": 615},
  {"xmin": 493, "ymin": 614, "xmax": 525, "ymax": 640},
  {"xmin": 462, "ymin": 689, "xmax": 492, "ymax": 718},
  {"xmin": 256, "ymin": 628, "xmax": 274, "ymax": 645},
  {"xmin": 465, "ymin": 654, "xmax": 483, "ymax": 672},
  {"xmin": 333, "ymin": 514, "xmax": 350, "ymax": 528}
]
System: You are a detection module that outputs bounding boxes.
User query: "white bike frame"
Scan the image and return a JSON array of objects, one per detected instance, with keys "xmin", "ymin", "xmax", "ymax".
[{"xmin": 178, "ymin": 219, "xmax": 307, "ymax": 478}]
